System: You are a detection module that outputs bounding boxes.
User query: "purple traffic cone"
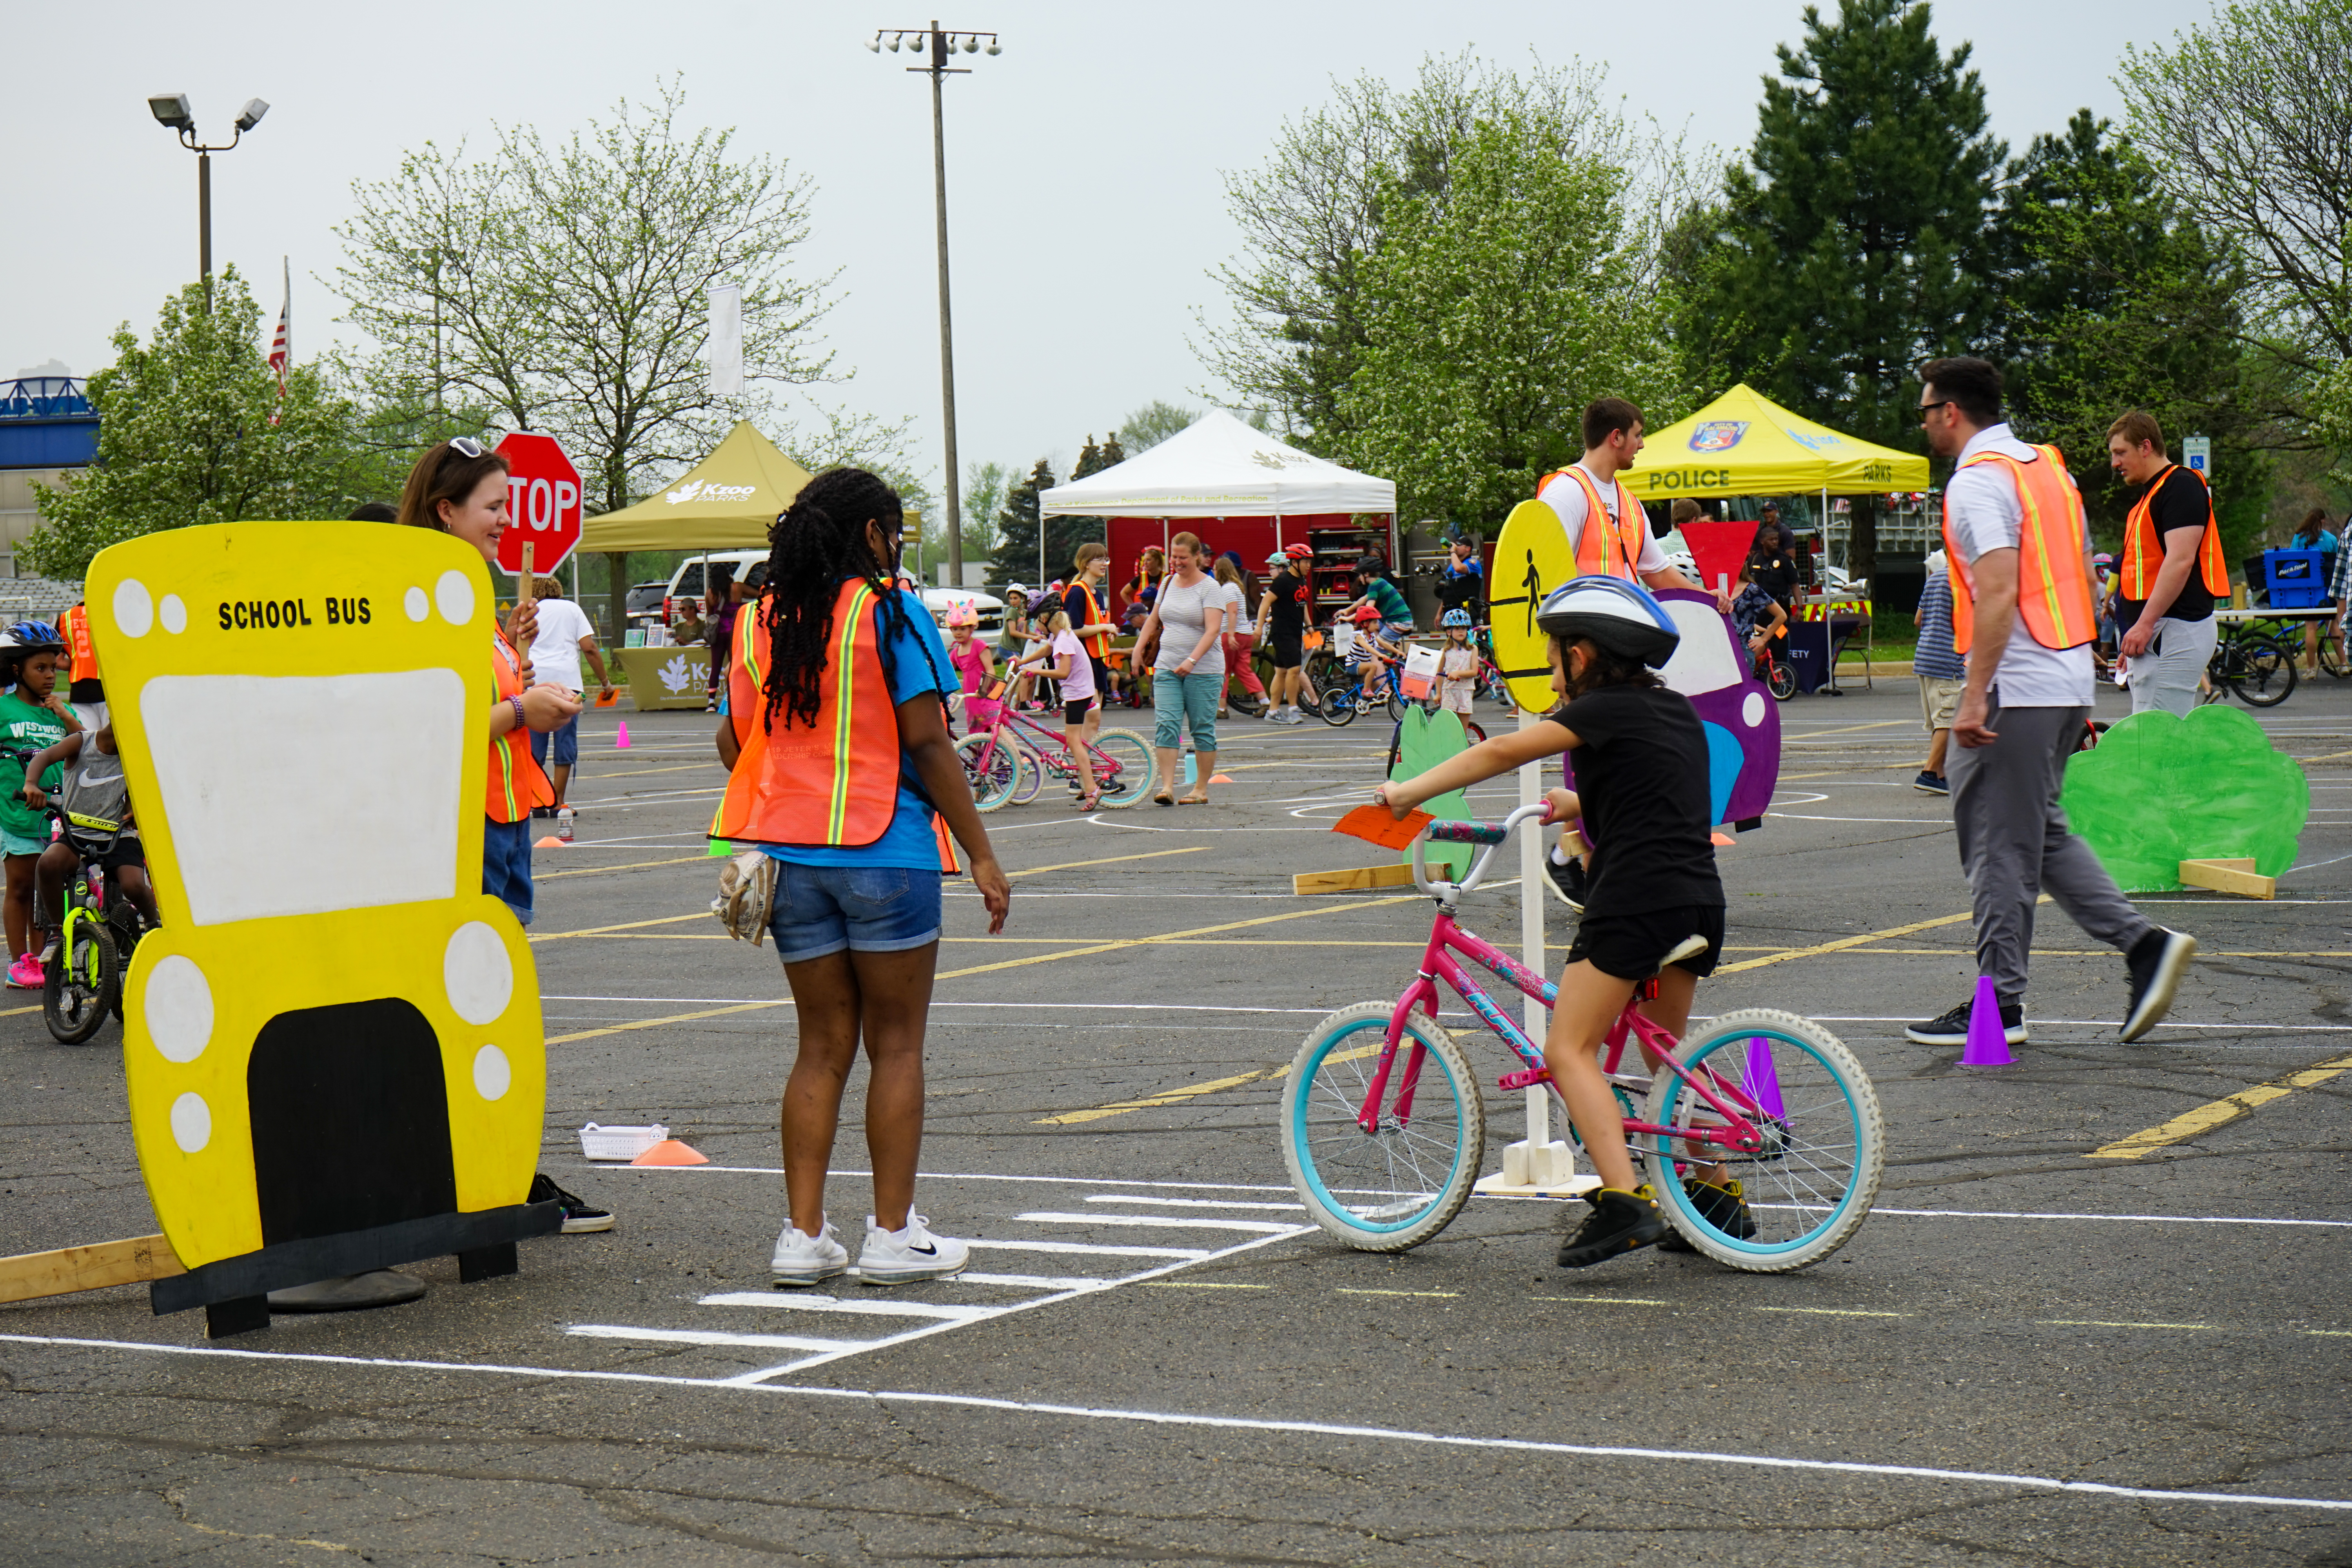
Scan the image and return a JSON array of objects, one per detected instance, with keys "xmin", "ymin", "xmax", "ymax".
[
  {"xmin": 1960, "ymin": 974, "xmax": 2013, "ymax": 1067},
  {"xmin": 615, "ymin": 720, "xmax": 631, "ymax": 750}
]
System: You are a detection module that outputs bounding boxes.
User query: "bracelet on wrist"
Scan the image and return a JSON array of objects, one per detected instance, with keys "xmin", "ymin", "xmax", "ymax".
[{"xmin": 509, "ymin": 695, "xmax": 526, "ymax": 731}]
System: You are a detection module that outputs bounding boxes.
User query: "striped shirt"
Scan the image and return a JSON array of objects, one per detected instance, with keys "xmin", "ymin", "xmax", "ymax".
[{"xmin": 1914, "ymin": 571, "xmax": 1966, "ymax": 680}]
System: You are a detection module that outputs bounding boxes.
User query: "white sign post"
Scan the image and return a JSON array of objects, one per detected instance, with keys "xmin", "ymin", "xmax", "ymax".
[
  {"xmin": 1471, "ymin": 709, "xmax": 1592, "ymax": 1198},
  {"xmin": 2183, "ymin": 436, "xmax": 2212, "ymax": 479}
]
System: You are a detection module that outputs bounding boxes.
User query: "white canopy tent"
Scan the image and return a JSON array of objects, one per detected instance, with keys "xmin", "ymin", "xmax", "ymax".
[{"xmin": 1039, "ymin": 409, "xmax": 1395, "ymax": 521}]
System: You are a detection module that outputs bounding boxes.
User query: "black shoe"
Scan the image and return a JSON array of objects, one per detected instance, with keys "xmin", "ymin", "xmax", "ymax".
[
  {"xmin": 1543, "ymin": 853, "xmax": 1587, "ymax": 911},
  {"xmin": 1911, "ymin": 770, "xmax": 1949, "ymax": 795},
  {"xmin": 1557, "ymin": 1185, "xmax": 1668, "ymax": 1268},
  {"xmin": 1905, "ymin": 998, "xmax": 2025, "ymax": 1047},
  {"xmin": 1658, "ymin": 1178, "xmax": 1758, "ymax": 1252},
  {"xmin": 2122, "ymin": 927, "xmax": 2197, "ymax": 1042},
  {"xmin": 530, "ymin": 1172, "xmax": 614, "ymax": 1234},
  {"xmin": 530, "ymin": 804, "xmax": 555, "ymax": 818}
]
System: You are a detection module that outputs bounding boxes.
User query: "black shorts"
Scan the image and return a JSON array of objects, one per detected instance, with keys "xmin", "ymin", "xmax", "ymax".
[
  {"xmin": 1268, "ymin": 631, "xmax": 1303, "ymax": 669},
  {"xmin": 64, "ymin": 833, "xmax": 145, "ymax": 875},
  {"xmin": 1090, "ymin": 655, "xmax": 1111, "ymax": 693},
  {"xmin": 1566, "ymin": 904, "xmax": 1724, "ymax": 981},
  {"xmin": 1063, "ymin": 697, "xmax": 1098, "ymax": 725}
]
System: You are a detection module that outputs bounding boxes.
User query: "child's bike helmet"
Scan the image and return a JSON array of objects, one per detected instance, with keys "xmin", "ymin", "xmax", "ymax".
[
  {"xmin": 1535, "ymin": 576, "xmax": 1680, "ymax": 668},
  {"xmin": 1440, "ymin": 608, "xmax": 1474, "ymax": 629},
  {"xmin": 944, "ymin": 603, "xmax": 978, "ymax": 629}
]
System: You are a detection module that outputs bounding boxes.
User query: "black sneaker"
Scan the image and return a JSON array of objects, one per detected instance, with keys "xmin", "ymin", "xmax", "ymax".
[
  {"xmin": 529, "ymin": 1172, "xmax": 614, "ymax": 1234},
  {"xmin": 1905, "ymin": 998, "xmax": 2026, "ymax": 1047},
  {"xmin": 2122, "ymin": 927, "xmax": 2198, "ymax": 1042},
  {"xmin": 1911, "ymin": 770, "xmax": 1949, "ymax": 795},
  {"xmin": 1543, "ymin": 852, "xmax": 1587, "ymax": 911},
  {"xmin": 1557, "ymin": 1185, "xmax": 1668, "ymax": 1268},
  {"xmin": 1658, "ymin": 1178, "xmax": 1758, "ymax": 1252}
]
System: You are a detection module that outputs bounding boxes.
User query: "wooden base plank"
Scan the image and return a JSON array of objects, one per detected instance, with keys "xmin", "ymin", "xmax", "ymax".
[
  {"xmin": 1292, "ymin": 863, "xmax": 1418, "ymax": 895},
  {"xmin": 2179, "ymin": 858, "xmax": 2274, "ymax": 900},
  {"xmin": 0, "ymin": 1234, "xmax": 185, "ymax": 1305}
]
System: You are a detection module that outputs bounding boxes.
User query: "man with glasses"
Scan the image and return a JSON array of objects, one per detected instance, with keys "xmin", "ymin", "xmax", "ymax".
[{"xmin": 1907, "ymin": 356, "xmax": 2194, "ymax": 1051}]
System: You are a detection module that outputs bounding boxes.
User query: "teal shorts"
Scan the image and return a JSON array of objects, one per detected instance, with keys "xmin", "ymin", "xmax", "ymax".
[{"xmin": 2, "ymin": 826, "xmax": 49, "ymax": 858}]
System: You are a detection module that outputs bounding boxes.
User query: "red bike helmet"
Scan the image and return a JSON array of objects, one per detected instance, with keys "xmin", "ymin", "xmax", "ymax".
[{"xmin": 1282, "ymin": 543, "xmax": 1314, "ymax": 561}]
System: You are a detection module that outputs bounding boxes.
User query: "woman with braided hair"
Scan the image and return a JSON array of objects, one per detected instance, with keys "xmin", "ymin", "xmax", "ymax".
[{"xmin": 711, "ymin": 467, "xmax": 1011, "ymax": 1288}]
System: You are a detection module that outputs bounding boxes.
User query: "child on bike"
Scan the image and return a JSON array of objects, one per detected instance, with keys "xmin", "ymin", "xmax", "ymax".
[
  {"xmin": 1341, "ymin": 561, "xmax": 1414, "ymax": 684},
  {"xmin": 1728, "ymin": 564, "xmax": 1786, "ymax": 673},
  {"xmin": 1436, "ymin": 609, "xmax": 1480, "ymax": 718},
  {"xmin": 944, "ymin": 604, "xmax": 993, "ymax": 733},
  {"xmin": 19, "ymin": 723, "xmax": 159, "ymax": 960},
  {"xmin": 1011, "ymin": 603, "xmax": 1101, "ymax": 809},
  {"xmin": 1377, "ymin": 576, "xmax": 1748, "ymax": 1268},
  {"xmin": 0, "ymin": 624, "xmax": 78, "ymax": 988}
]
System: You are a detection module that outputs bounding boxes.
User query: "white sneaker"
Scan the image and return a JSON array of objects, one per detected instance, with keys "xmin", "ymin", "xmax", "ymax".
[
  {"xmin": 769, "ymin": 1220, "xmax": 849, "ymax": 1286},
  {"xmin": 857, "ymin": 1212, "xmax": 970, "ymax": 1285}
]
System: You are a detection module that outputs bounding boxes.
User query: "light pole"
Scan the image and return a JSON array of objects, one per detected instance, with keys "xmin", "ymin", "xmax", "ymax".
[
  {"xmin": 869, "ymin": 24, "xmax": 999, "ymax": 589},
  {"xmin": 145, "ymin": 94, "xmax": 270, "ymax": 312}
]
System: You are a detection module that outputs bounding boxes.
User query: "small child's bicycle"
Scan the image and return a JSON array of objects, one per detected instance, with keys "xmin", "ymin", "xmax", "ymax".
[
  {"xmin": 955, "ymin": 682, "xmax": 1158, "ymax": 811},
  {"xmin": 40, "ymin": 808, "xmax": 154, "ymax": 1045},
  {"xmin": 1280, "ymin": 803, "xmax": 1884, "ymax": 1270}
]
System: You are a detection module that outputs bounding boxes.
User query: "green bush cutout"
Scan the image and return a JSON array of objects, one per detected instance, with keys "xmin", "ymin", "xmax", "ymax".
[
  {"xmin": 1392, "ymin": 707, "xmax": 1475, "ymax": 877},
  {"xmin": 2060, "ymin": 705, "xmax": 2307, "ymax": 892}
]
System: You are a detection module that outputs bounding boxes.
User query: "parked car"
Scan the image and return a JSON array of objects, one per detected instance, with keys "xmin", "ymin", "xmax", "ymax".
[
  {"xmin": 920, "ymin": 589, "xmax": 1005, "ymax": 635},
  {"xmin": 624, "ymin": 580, "xmax": 667, "ymax": 629},
  {"xmin": 659, "ymin": 551, "xmax": 769, "ymax": 628}
]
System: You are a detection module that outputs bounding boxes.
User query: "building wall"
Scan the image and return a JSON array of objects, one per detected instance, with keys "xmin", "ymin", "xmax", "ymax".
[{"xmin": 0, "ymin": 468, "xmax": 74, "ymax": 579}]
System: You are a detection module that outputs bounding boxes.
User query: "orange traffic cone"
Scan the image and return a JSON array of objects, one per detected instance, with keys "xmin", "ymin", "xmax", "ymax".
[
  {"xmin": 534, "ymin": 835, "xmax": 566, "ymax": 849},
  {"xmin": 630, "ymin": 1138, "xmax": 708, "ymax": 1167}
]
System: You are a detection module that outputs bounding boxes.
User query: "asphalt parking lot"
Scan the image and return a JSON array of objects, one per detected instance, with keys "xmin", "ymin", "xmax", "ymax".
[{"xmin": 4, "ymin": 672, "xmax": 2351, "ymax": 1565}]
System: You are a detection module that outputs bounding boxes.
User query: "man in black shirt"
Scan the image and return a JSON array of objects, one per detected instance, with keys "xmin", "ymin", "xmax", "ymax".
[
  {"xmin": 2106, "ymin": 410, "xmax": 2224, "ymax": 717},
  {"xmin": 1747, "ymin": 505, "xmax": 1801, "ymax": 610}
]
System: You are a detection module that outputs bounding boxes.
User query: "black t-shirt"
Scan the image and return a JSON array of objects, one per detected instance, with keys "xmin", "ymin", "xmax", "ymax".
[
  {"xmin": 1543, "ymin": 683, "xmax": 1724, "ymax": 917},
  {"xmin": 2118, "ymin": 466, "xmax": 2216, "ymax": 628},
  {"xmin": 1749, "ymin": 546, "xmax": 1799, "ymax": 607},
  {"xmin": 1267, "ymin": 569, "xmax": 1313, "ymax": 635}
]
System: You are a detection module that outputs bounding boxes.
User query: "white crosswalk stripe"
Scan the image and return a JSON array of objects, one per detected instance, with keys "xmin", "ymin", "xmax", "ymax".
[{"xmin": 564, "ymin": 1190, "xmax": 1319, "ymax": 1374}]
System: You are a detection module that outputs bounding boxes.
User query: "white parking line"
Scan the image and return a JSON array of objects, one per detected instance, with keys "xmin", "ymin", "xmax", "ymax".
[
  {"xmin": 697, "ymin": 1293, "xmax": 997, "ymax": 1319},
  {"xmin": 1014, "ymin": 1212, "xmax": 1305, "ymax": 1236},
  {"xmin": 567, "ymin": 1326, "xmax": 859, "ymax": 1352},
  {"xmin": 1, "ymin": 1334, "xmax": 2342, "ymax": 1515},
  {"xmin": 1085, "ymin": 1195, "xmax": 1308, "ymax": 1212},
  {"xmin": 965, "ymin": 1238, "xmax": 1210, "ymax": 1259}
]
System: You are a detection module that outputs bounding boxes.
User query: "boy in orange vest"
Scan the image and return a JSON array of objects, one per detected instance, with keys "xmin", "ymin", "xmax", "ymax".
[
  {"xmin": 1908, "ymin": 357, "xmax": 2194, "ymax": 1051},
  {"xmin": 2105, "ymin": 410, "xmax": 2226, "ymax": 716}
]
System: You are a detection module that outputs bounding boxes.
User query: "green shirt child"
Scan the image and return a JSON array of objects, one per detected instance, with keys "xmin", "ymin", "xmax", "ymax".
[{"xmin": 0, "ymin": 690, "xmax": 69, "ymax": 846}]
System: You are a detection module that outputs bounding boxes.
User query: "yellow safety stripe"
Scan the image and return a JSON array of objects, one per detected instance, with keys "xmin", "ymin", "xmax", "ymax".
[{"xmin": 826, "ymin": 584, "xmax": 876, "ymax": 843}]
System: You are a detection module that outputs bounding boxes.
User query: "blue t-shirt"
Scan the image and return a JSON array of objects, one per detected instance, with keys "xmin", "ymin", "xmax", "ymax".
[
  {"xmin": 1915, "ymin": 572, "xmax": 1966, "ymax": 680},
  {"xmin": 760, "ymin": 587, "xmax": 955, "ymax": 871}
]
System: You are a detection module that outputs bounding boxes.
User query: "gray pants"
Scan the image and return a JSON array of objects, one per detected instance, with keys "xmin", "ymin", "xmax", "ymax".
[
  {"xmin": 1946, "ymin": 695, "xmax": 2153, "ymax": 1005},
  {"xmin": 2127, "ymin": 614, "xmax": 2216, "ymax": 717}
]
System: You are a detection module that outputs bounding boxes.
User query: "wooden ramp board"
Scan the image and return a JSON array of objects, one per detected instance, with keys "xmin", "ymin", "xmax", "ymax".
[
  {"xmin": 0, "ymin": 1234, "xmax": 184, "ymax": 1304},
  {"xmin": 2179, "ymin": 857, "xmax": 2274, "ymax": 900},
  {"xmin": 1293, "ymin": 863, "xmax": 1418, "ymax": 895}
]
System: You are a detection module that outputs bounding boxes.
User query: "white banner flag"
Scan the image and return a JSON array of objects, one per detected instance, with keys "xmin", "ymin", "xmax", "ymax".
[{"xmin": 708, "ymin": 282, "xmax": 743, "ymax": 397}]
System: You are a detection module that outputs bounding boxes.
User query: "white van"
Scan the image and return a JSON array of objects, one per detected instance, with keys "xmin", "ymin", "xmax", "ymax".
[{"xmin": 660, "ymin": 551, "xmax": 768, "ymax": 626}]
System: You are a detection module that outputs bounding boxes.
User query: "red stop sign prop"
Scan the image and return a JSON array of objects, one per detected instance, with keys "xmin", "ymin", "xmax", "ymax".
[{"xmin": 495, "ymin": 432, "xmax": 583, "ymax": 577}]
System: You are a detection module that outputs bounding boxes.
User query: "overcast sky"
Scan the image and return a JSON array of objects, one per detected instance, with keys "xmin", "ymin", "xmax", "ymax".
[{"xmin": 5, "ymin": 0, "xmax": 2216, "ymax": 499}]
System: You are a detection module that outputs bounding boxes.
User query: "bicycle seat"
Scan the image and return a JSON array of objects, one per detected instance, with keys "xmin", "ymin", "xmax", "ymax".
[{"xmin": 1655, "ymin": 934, "xmax": 1709, "ymax": 974}]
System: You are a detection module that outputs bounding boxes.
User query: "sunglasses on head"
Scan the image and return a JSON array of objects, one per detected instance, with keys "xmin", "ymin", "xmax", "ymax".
[{"xmin": 438, "ymin": 436, "xmax": 488, "ymax": 472}]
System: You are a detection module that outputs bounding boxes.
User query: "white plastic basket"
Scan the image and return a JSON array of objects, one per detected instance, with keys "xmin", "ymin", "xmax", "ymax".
[
  {"xmin": 579, "ymin": 1122, "xmax": 669, "ymax": 1162},
  {"xmin": 1399, "ymin": 644, "xmax": 1441, "ymax": 699}
]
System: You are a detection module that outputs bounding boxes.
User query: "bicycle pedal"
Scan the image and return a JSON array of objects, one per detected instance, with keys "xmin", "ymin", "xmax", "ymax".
[{"xmin": 1497, "ymin": 1066, "xmax": 1552, "ymax": 1091}]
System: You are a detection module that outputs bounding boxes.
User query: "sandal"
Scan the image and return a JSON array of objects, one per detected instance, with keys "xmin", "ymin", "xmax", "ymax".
[
  {"xmin": 1178, "ymin": 791, "xmax": 1210, "ymax": 805},
  {"xmin": 1154, "ymin": 790, "xmax": 1175, "ymax": 807},
  {"xmin": 1074, "ymin": 791, "xmax": 1102, "ymax": 812}
]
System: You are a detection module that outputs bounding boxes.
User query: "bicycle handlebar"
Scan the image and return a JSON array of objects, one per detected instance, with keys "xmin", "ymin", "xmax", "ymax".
[{"xmin": 1410, "ymin": 799, "xmax": 1555, "ymax": 900}]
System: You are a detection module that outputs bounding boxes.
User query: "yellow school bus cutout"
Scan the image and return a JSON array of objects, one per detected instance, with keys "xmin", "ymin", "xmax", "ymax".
[{"xmin": 88, "ymin": 521, "xmax": 556, "ymax": 1333}]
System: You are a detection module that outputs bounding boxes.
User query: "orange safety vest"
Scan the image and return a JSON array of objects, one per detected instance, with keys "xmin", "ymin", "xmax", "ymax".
[
  {"xmin": 487, "ymin": 631, "xmax": 552, "ymax": 824},
  {"xmin": 1941, "ymin": 444, "xmax": 2098, "ymax": 654},
  {"xmin": 1075, "ymin": 580, "xmax": 1112, "ymax": 659},
  {"xmin": 1540, "ymin": 466, "xmax": 1648, "ymax": 580},
  {"xmin": 62, "ymin": 604, "xmax": 98, "ymax": 684},
  {"xmin": 2119, "ymin": 464, "xmax": 2229, "ymax": 601},
  {"xmin": 708, "ymin": 581, "xmax": 958, "ymax": 874}
]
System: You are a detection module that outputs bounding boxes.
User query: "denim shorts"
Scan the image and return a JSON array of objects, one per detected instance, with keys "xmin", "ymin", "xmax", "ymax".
[
  {"xmin": 482, "ymin": 815, "xmax": 535, "ymax": 926},
  {"xmin": 530, "ymin": 710, "xmax": 581, "ymax": 768},
  {"xmin": 767, "ymin": 861, "xmax": 943, "ymax": 964}
]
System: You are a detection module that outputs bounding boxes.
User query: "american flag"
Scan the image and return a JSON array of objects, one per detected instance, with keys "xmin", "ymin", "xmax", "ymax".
[{"xmin": 266, "ymin": 256, "xmax": 290, "ymax": 425}]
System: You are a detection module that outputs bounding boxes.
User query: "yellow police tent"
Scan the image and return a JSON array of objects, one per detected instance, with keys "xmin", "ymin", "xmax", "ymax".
[
  {"xmin": 1619, "ymin": 384, "xmax": 1929, "ymax": 502},
  {"xmin": 579, "ymin": 420, "xmax": 813, "ymax": 552}
]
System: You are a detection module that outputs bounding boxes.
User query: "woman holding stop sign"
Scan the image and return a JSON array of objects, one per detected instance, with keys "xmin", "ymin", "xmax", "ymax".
[{"xmin": 396, "ymin": 437, "xmax": 610, "ymax": 1235}]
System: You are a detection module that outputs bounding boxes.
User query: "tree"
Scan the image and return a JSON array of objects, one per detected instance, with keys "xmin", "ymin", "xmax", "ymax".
[
  {"xmin": 27, "ymin": 270, "xmax": 391, "ymax": 577},
  {"xmin": 1993, "ymin": 111, "xmax": 2272, "ymax": 554},
  {"xmin": 1326, "ymin": 106, "xmax": 1684, "ymax": 531},
  {"xmin": 960, "ymin": 459, "xmax": 1010, "ymax": 562},
  {"xmin": 2118, "ymin": 0, "xmax": 2352, "ymax": 379},
  {"xmin": 1116, "ymin": 400, "xmax": 1200, "ymax": 452},
  {"xmin": 1684, "ymin": 0, "xmax": 2005, "ymax": 588},
  {"xmin": 985, "ymin": 459, "xmax": 1056, "ymax": 591},
  {"xmin": 1203, "ymin": 52, "xmax": 1687, "ymax": 451}
]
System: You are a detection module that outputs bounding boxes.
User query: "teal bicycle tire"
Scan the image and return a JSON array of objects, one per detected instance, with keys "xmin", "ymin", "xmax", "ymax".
[
  {"xmin": 1090, "ymin": 728, "xmax": 1155, "ymax": 809},
  {"xmin": 1282, "ymin": 1000, "xmax": 1485, "ymax": 1252},
  {"xmin": 1639, "ymin": 1007, "xmax": 1882, "ymax": 1272}
]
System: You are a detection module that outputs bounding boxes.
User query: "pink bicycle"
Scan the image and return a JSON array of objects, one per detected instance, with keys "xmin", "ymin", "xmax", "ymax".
[
  {"xmin": 1280, "ymin": 803, "xmax": 1883, "ymax": 1269},
  {"xmin": 954, "ymin": 682, "xmax": 1158, "ymax": 811}
]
